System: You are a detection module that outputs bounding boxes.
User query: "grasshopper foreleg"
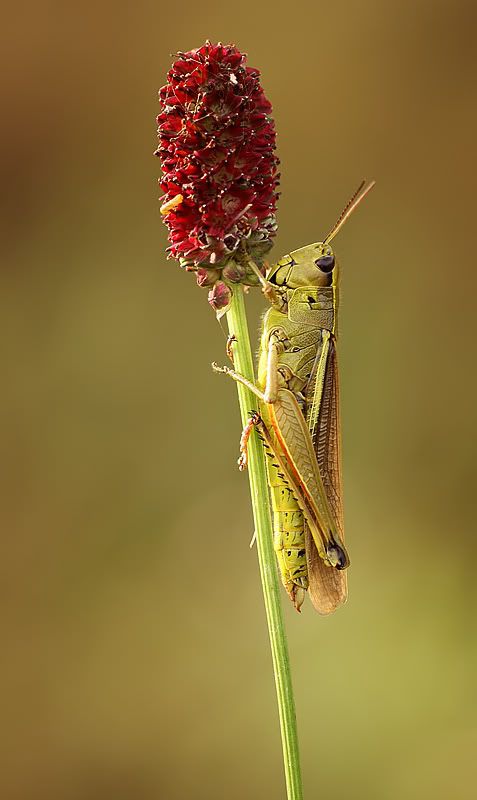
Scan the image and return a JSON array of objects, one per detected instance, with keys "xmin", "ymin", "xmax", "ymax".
[
  {"xmin": 263, "ymin": 333, "xmax": 284, "ymax": 404},
  {"xmin": 211, "ymin": 362, "xmax": 266, "ymax": 402}
]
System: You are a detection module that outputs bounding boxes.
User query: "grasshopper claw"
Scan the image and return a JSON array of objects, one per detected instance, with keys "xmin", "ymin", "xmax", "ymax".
[{"xmin": 212, "ymin": 361, "xmax": 229, "ymax": 374}]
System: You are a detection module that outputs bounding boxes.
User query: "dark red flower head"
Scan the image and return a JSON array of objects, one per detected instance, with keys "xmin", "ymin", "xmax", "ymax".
[{"xmin": 155, "ymin": 42, "xmax": 279, "ymax": 310}]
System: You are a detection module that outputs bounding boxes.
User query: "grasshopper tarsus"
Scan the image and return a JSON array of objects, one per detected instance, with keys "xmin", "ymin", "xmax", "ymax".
[{"xmin": 211, "ymin": 361, "xmax": 228, "ymax": 374}]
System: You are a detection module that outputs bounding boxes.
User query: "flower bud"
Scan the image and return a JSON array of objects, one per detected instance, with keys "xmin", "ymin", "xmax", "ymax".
[
  {"xmin": 196, "ymin": 267, "xmax": 221, "ymax": 287},
  {"xmin": 221, "ymin": 261, "xmax": 247, "ymax": 283},
  {"xmin": 208, "ymin": 281, "xmax": 232, "ymax": 314}
]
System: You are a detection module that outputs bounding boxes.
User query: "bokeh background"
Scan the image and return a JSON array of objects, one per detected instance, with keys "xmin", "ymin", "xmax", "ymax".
[{"xmin": 2, "ymin": 1, "xmax": 476, "ymax": 798}]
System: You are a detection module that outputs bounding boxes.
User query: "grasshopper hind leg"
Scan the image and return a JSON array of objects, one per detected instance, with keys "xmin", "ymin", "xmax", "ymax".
[
  {"xmin": 238, "ymin": 412, "xmax": 261, "ymax": 471},
  {"xmin": 326, "ymin": 542, "xmax": 349, "ymax": 570}
]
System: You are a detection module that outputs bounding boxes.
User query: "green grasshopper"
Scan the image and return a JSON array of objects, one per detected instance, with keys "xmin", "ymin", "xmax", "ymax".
[{"xmin": 214, "ymin": 181, "xmax": 374, "ymax": 614}]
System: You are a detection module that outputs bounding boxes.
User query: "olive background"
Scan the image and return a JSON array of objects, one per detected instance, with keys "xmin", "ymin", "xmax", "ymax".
[{"xmin": 2, "ymin": 1, "xmax": 476, "ymax": 798}]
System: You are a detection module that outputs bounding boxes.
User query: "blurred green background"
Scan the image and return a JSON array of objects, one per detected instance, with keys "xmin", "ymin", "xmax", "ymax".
[{"xmin": 1, "ymin": 1, "xmax": 476, "ymax": 798}]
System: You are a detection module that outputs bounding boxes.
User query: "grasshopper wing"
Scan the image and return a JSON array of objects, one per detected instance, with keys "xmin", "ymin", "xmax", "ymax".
[
  {"xmin": 267, "ymin": 385, "xmax": 349, "ymax": 614},
  {"xmin": 305, "ymin": 337, "xmax": 347, "ymax": 614},
  {"xmin": 304, "ymin": 524, "xmax": 347, "ymax": 614}
]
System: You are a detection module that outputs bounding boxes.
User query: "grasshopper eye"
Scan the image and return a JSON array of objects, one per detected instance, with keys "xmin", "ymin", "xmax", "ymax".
[{"xmin": 314, "ymin": 255, "xmax": 335, "ymax": 273}]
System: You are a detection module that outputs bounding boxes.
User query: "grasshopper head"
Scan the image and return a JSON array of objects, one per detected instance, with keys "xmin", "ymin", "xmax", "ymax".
[
  {"xmin": 266, "ymin": 180, "xmax": 375, "ymax": 291},
  {"xmin": 267, "ymin": 242, "xmax": 337, "ymax": 289}
]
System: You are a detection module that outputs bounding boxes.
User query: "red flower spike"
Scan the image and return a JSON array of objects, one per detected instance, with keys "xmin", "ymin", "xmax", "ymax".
[{"xmin": 155, "ymin": 41, "xmax": 279, "ymax": 306}]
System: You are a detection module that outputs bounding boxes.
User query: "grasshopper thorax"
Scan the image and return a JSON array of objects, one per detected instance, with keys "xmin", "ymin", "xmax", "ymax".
[{"xmin": 267, "ymin": 242, "xmax": 338, "ymax": 290}]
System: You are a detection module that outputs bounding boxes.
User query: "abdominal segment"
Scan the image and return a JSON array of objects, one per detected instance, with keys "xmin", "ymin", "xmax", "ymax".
[{"xmin": 266, "ymin": 457, "xmax": 308, "ymax": 610}]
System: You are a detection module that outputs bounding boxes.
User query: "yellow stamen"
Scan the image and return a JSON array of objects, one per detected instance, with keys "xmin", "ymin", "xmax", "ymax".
[{"xmin": 160, "ymin": 193, "xmax": 183, "ymax": 215}]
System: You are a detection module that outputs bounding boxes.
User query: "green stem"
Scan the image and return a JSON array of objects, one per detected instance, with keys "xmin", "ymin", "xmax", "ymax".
[{"xmin": 226, "ymin": 284, "xmax": 303, "ymax": 800}]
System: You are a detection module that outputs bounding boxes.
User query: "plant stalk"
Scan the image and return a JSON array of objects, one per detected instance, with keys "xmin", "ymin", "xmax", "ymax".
[{"xmin": 226, "ymin": 284, "xmax": 303, "ymax": 800}]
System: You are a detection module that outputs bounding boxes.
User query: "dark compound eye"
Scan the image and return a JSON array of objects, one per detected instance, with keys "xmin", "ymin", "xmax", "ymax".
[{"xmin": 314, "ymin": 255, "xmax": 335, "ymax": 273}]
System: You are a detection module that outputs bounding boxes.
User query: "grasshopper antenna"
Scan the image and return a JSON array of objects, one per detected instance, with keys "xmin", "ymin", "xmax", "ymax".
[{"xmin": 323, "ymin": 179, "xmax": 375, "ymax": 245}]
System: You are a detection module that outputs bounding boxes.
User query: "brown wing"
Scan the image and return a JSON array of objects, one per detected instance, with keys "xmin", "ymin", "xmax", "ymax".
[
  {"xmin": 304, "ymin": 524, "xmax": 347, "ymax": 614},
  {"xmin": 305, "ymin": 338, "xmax": 347, "ymax": 614}
]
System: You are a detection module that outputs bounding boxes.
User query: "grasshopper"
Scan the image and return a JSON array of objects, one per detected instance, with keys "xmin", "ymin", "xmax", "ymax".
[{"xmin": 214, "ymin": 181, "xmax": 374, "ymax": 614}]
